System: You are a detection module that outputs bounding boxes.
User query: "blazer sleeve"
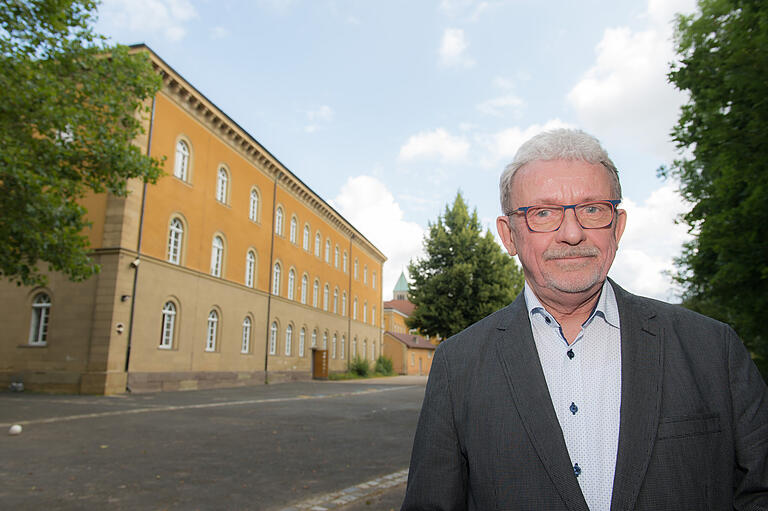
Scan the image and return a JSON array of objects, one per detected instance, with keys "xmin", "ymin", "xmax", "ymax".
[
  {"xmin": 727, "ymin": 326, "xmax": 768, "ymax": 510},
  {"xmin": 401, "ymin": 347, "xmax": 468, "ymax": 511}
]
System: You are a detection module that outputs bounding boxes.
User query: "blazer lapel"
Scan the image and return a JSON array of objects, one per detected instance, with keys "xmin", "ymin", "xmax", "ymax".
[
  {"xmin": 609, "ymin": 280, "xmax": 663, "ymax": 511},
  {"xmin": 495, "ymin": 294, "xmax": 590, "ymax": 511}
]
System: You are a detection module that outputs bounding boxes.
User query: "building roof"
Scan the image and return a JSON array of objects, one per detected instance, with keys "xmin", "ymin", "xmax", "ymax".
[
  {"xmin": 383, "ymin": 299, "xmax": 415, "ymax": 316},
  {"xmin": 385, "ymin": 331, "xmax": 436, "ymax": 350},
  {"xmin": 394, "ymin": 272, "xmax": 409, "ymax": 292}
]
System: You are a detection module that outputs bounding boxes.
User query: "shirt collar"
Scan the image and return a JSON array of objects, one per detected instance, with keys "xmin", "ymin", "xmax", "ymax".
[{"xmin": 523, "ymin": 279, "xmax": 620, "ymax": 329}]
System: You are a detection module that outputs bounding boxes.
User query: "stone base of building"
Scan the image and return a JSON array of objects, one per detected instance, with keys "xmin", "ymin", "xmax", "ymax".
[{"xmin": 0, "ymin": 370, "xmax": 128, "ymax": 395}]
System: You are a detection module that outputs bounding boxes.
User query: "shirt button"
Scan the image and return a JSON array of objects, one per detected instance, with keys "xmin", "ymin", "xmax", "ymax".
[
  {"xmin": 574, "ymin": 463, "xmax": 581, "ymax": 477},
  {"xmin": 567, "ymin": 349, "xmax": 574, "ymax": 359},
  {"xmin": 545, "ymin": 317, "xmax": 552, "ymax": 324},
  {"xmin": 570, "ymin": 402, "xmax": 578, "ymax": 415}
]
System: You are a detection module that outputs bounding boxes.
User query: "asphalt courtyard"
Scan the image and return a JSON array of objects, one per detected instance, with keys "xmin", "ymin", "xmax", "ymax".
[{"xmin": 0, "ymin": 375, "xmax": 427, "ymax": 510}]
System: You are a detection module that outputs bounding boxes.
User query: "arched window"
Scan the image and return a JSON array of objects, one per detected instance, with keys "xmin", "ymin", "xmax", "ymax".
[
  {"xmin": 324, "ymin": 239, "xmax": 331, "ymax": 262},
  {"xmin": 323, "ymin": 284, "xmax": 329, "ymax": 311},
  {"xmin": 245, "ymin": 250, "xmax": 256, "ymax": 288},
  {"xmin": 343, "ymin": 251, "xmax": 348, "ymax": 272},
  {"xmin": 362, "ymin": 339, "xmax": 368, "ymax": 360},
  {"xmin": 313, "ymin": 280, "xmax": 319, "ymax": 308},
  {"xmin": 341, "ymin": 292, "xmax": 347, "ymax": 316},
  {"xmin": 269, "ymin": 321, "xmax": 278, "ymax": 355},
  {"xmin": 322, "ymin": 331, "xmax": 328, "ymax": 350},
  {"xmin": 216, "ymin": 167, "xmax": 228, "ymax": 203},
  {"xmin": 372, "ymin": 340, "xmax": 376, "ymax": 360},
  {"xmin": 314, "ymin": 232, "xmax": 321, "ymax": 257},
  {"xmin": 28, "ymin": 293, "xmax": 51, "ymax": 346},
  {"xmin": 353, "ymin": 298, "xmax": 358, "ymax": 320},
  {"xmin": 168, "ymin": 218, "xmax": 183, "ymax": 265},
  {"xmin": 160, "ymin": 301, "xmax": 176, "ymax": 349},
  {"xmin": 333, "ymin": 288, "xmax": 338, "ymax": 314},
  {"xmin": 275, "ymin": 207, "xmax": 284, "ymax": 235},
  {"xmin": 354, "ymin": 259, "xmax": 359, "ymax": 279},
  {"xmin": 363, "ymin": 302, "xmax": 368, "ymax": 323},
  {"xmin": 340, "ymin": 336, "xmax": 346, "ymax": 359},
  {"xmin": 311, "ymin": 329, "xmax": 317, "ymax": 348},
  {"xmin": 272, "ymin": 263, "xmax": 281, "ymax": 296},
  {"xmin": 303, "ymin": 225, "xmax": 310, "ymax": 250},
  {"xmin": 334, "ymin": 246, "xmax": 340, "ymax": 268},
  {"xmin": 249, "ymin": 189, "xmax": 259, "ymax": 221},
  {"xmin": 174, "ymin": 140, "xmax": 189, "ymax": 181},
  {"xmin": 352, "ymin": 337, "xmax": 357, "ymax": 358},
  {"xmin": 285, "ymin": 325, "xmax": 293, "ymax": 356},
  {"xmin": 241, "ymin": 316, "xmax": 252, "ymax": 353},
  {"xmin": 332, "ymin": 334, "xmax": 337, "ymax": 359},
  {"xmin": 372, "ymin": 271, "xmax": 377, "ymax": 289},
  {"xmin": 301, "ymin": 274, "xmax": 308, "ymax": 304},
  {"xmin": 289, "ymin": 216, "xmax": 298, "ymax": 243},
  {"xmin": 364, "ymin": 265, "xmax": 368, "ymax": 284},
  {"xmin": 299, "ymin": 328, "xmax": 306, "ymax": 357},
  {"xmin": 206, "ymin": 310, "xmax": 218, "ymax": 352},
  {"xmin": 210, "ymin": 236, "xmax": 224, "ymax": 277},
  {"xmin": 287, "ymin": 269, "xmax": 296, "ymax": 300},
  {"xmin": 372, "ymin": 306, "xmax": 376, "ymax": 326}
]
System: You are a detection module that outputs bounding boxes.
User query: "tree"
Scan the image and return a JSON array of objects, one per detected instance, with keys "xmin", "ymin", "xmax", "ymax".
[
  {"xmin": 0, "ymin": 0, "xmax": 163, "ymax": 286},
  {"xmin": 407, "ymin": 192, "xmax": 524, "ymax": 339},
  {"xmin": 661, "ymin": 0, "xmax": 768, "ymax": 378}
]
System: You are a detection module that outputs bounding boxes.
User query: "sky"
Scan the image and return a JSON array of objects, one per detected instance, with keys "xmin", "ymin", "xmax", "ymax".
[{"xmin": 95, "ymin": 0, "xmax": 699, "ymax": 302}]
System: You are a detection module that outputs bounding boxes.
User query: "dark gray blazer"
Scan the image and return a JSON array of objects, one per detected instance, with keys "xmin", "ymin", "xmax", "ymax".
[{"xmin": 401, "ymin": 280, "xmax": 768, "ymax": 510}]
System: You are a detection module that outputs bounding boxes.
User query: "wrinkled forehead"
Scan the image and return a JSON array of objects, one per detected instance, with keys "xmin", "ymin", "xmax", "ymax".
[{"xmin": 510, "ymin": 159, "xmax": 616, "ymax": 205}]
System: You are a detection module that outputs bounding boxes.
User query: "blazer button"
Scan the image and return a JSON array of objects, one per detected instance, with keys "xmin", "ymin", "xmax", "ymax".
[
  {"xmin": 567, "ymin": 349, "xmax": 575, "ymax": 359},
  {"xmin": 574, "ymin": 463, "xmax": 581, "ymax": 477},
  {"xmin": 570, "ymin": 402, "xmax": 578, "ymax": 415}
]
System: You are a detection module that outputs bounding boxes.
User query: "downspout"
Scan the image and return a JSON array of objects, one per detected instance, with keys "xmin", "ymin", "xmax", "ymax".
[
  {"xmin": 263, "ymin": 170, "xmax": 280, "ymax": 383},
  {"xmin": 125, "ymin": 94, "xmax": 157, "ymax": 381},
  {"xmin": 347, "ymin": 234, "xmax": 354, "ymax": 367}
]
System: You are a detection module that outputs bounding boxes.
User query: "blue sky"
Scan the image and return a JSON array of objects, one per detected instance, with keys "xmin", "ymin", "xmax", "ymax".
[{"xmin": 95, "ymin": 0, "xmax": 698, "ymax": 301}]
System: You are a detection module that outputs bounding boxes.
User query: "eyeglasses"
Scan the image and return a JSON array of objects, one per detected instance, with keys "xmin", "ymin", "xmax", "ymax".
[{"xmin": 507, "ymin": 200, "xmax": 621, "ymax": 233}]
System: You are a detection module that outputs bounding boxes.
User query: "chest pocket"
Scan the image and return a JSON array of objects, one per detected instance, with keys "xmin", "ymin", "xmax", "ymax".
[{"xmin": 657, "ymin": 413, "xmax": 720, "ymax": 440}]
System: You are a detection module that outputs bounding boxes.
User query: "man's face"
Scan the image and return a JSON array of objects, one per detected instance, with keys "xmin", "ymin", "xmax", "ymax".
[{"xmin": 496, "ymin": 159, "xmax": 626, "ymax": 306}]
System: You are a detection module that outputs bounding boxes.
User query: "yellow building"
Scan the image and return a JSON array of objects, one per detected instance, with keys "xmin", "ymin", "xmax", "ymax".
[
  {"xmin": 0, "ymin": 45, "xmax": 385, "ymax": 394},
  {"xmin": 382, "ymin": 272, "xmax": 436, "ymax": 376}
]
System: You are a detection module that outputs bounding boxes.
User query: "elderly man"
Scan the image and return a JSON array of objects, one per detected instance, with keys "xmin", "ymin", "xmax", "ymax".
[{"xmin": 401, "ymin": 129, "xmax": 768, "ymax": 510}]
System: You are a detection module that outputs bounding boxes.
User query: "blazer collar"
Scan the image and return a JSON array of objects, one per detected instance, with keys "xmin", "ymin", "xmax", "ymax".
[
  {"xmin": 495, "ymin": 293, "xmax": 591, "ymax": 511},
  {"xmin": 608, "ymin": 279, "xmax": 663, "ymax": 511}
]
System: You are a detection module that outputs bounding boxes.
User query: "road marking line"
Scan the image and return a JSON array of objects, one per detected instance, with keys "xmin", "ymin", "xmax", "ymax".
[
  {"xmin": 0, "ymin": 386, "xmax": 417, "ymax": 428},
  {"xmin": 279, "ymin": 468, "xmax": 409, "ymax": 511}
]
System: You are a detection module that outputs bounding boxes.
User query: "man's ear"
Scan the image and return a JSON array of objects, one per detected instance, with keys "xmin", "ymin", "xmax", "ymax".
[
  {"xmin": 496, "ymin": 216, "xmax": 518, "ymax": 256},
  {"xmin": 614, "ymin": 209, "xmax": 627, "ymax": 244}
]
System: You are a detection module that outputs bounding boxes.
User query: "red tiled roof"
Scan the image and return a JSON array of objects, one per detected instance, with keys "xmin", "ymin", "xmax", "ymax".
[
  {"xmin": 385, "ymin": 331, "xmax": 436, "ymax": 350},
  {"xmin": 383, "ymin": 299, "xmax": 415, "ymax": 316}
]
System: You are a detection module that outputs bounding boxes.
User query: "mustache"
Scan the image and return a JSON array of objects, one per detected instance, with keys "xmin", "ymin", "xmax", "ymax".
[{"xmin": 543, "ymin": 246, "xmax": 600, "ymax": 260}]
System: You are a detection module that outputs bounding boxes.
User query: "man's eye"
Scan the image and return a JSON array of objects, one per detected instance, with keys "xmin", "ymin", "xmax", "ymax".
[{"xmin": 533, "ymin": 208, "xmax": 555, "ymax": 218}]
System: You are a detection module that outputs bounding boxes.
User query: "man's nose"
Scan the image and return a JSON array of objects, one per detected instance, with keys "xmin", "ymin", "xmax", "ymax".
[{"xmin": 556, "ymin": 209, "xmax": 587, "ymax": 244}]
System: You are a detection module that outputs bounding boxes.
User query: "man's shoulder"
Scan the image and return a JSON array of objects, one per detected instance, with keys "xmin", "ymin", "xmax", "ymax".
[{"xmin": 437, "ymin": 295, "xmax": 525, "ymax": 356}]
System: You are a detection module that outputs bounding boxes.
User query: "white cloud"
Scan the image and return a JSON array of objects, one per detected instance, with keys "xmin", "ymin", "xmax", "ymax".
[
  {"xmin": 210, "ymin": 26, "xmax": 229, "ymax": 40},
  {"xmin": 304, "ymin": 105, "xmax": 334, "ymax": 133},
  {"xmin": 399, "ymin": 128, "xmax": 470, "ymax": 164},
  {"xmin": 475, "ymin": 118, "xmax": 572, "ymax": 167},
  {"xmin": 439, "ymin": 28, "xmax": 475, "ymax": 68},
  {"xmin": 567, "ymin": 0, "xmax": 697, "ymax": 160},
  {"xmin": 609, "ymin": 180, "xmax": 692, "ymax": 301},
  {"xmin": 332, "ymin": 176, "xmax": 425, "ymax": 300},
  {"xmin": 439, "ymin": 0, "xmax": 491, "ymax": 21},
  {"xmin": 99, "ymin": 0, "xmax": 198, "ymax": 42},
  {"xmin": 477, "ymin": 94, "xmax": 525, "ymax": 117}
]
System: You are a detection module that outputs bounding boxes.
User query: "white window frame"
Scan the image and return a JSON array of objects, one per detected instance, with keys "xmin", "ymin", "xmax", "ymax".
[
  {"xmin": 364, "ymin": 265, "xmax": 368, "ymax": 284},
  {"xmin": 324, "ymin": 239, "xmax": 330, "ymax": 263},
  {"xmin": 353, "ymin": 298, "xmax": 358, "ymax": 320},
  {"xmin": 314, "ymin": 232, "xmax": 321, "ymax": 256},
  {"xmin": 249, "ymin": 189, "xmax": 259, "ymax": 221},
  {"xmin": 275, "ymin": 207, "xmax": 284, "ymax": 236},
  {"xmin": 332, "ymin": 335, "xmax": 337, "ymax": 359},
  {"xmin": 160, "ymin": 301, "xmax": 176, "ymax": 349},
  {"xmin": 168, "ymin": 218, "xmax": 183, "ymax": 265},
  {"xmin": 28, "ymin": 293, "xmax": 51, "ymax": 346},
  {"xmin": 272, "ymin": 263, "xmax": 281, "ymax": 296},
  {"xmin": 211, "ymin": 236, "xmax": 224, "ymax": 277},
  {"xmin": 174, "ymin": 140, "xmax": 189, "ymax": 181},
  {"xmin": 343, "ymin": 251, "xmax": 348, "ymax": 272},
  {"xmin": 313, "ymin": 280, "xmax": 319, "ymax": 307},
  {"xmin": 334, "ymin": 246, "xmax": 339, "ymax": 268},
  {"xmin": 322, "ymin": 332, "xmax": 328, "ymax": 350},
  {"xmin": 354, "ymin": 259, "xmax": 358, "ymax": 279},
  {"xmin": 245, "ymin": 250, "xmax": 256, "ymax": 288},
  {"xmin": 333, "ymin": 288, "xmax": 338, "ymax": 314},
  {"xmin": 285, "ymin": 325, "xmax": 293, "ymax": 356},
  {"xmin": 340, "ymin": 336, "xmax": 346, "ymax": 359},
  {"xmin": 372, "ymin": 306, "xmax": 376, "ymax": 326},
  {"xmin": 206, "ymin": 310, "xmax": 218, "ymax": 352},
  {"xmin": 323, "ymin": 284, "xmax": 329, "ymax": 311},
  {"xmin": 299, "ymin": 328, "xmax": 306, "ymax": 357},
  {"xmin": 301, "ymin": 275, "xmax": 308, "ymax": 304},
  {"xmin": 372, "ymin": 271, "xmax": 376, "ymax": 289},
  {"xmin": 270, "ymin": 322, "xmax": 278, "ymax": 355},
  {"xmin": 287, "ymin": 269, "xmax": 295, "ymax": 300},
  {"xmin": 311, "ymin": 329, "xmax": 317, "ymax": 348},
  {"xmin": 216, "ymin": 167, "xmax": 228, "ymax": 203},
  {"xmin": 289, "ymin": 216, "xmax": 298, "ymax": 243},
  {"xmin": 341, "ymin": 293, "xmax": 347, "ymax": 317},
  {"xmin": 241, "ymin": 316, "xmax": 252, "ymax": 353},
  {"xmin": 363, "ymin": 302, "xmax": 367, "ymax": 323},
  {"xmin": 303, "ymin": 224, "xmax": 310, "ymax": 251},
  {"xmin": 362, "ymin": 339, "xmax": 367, "ymax": 360}
]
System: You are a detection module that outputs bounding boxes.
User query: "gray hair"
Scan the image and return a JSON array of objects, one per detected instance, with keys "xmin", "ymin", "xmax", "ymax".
[{"xmin": 499, "ymin": 128, "xmax": 621, "ymax": 214}]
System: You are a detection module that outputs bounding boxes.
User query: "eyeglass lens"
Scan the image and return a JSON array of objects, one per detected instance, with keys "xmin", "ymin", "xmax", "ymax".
[{"xmin": 526, "ymin": 201, "xmax": 615, "ymax": 232}]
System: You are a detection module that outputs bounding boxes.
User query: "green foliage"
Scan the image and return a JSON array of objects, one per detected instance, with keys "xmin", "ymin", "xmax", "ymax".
[
  {"xmin": 374, "ymin": 355, "xmax": 394, "ymax": 376},
  {"xmin": 661, "ymin": 0, "xmax": 768, "ymax": 378},
  {"xmin": 407, "ymin": 192, "xmax": 524, "ymax": 339},
  {"xmin": 0, "ymin": 0, "xmax": 163, "ymax": 286},
  {"xmin": 348, "ymin": 355, "xmax": 370, "ymax": 377}
]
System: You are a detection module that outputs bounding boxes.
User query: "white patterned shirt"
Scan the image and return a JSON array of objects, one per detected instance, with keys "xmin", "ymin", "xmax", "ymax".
[{"xmin": 524, "ymin": 280, "xmax": 622, "ymax": 511}]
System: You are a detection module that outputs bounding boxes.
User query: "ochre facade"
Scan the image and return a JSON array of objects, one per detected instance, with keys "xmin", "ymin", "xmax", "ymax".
[{"xmin": 0, "ymin": 46, "xmax": 385, "ymax": 394}]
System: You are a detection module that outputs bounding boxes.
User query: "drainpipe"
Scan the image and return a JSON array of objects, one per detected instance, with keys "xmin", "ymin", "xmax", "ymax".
[
  {"xmin": 347, "ymin": 234, "xmax": 354, "ymax": 366},
  {"xmin": 125, "ymin": 95, "xmax": 157, "ymax": 381},
  {"xmin": 263, "ymin": 170, "xmax": 280, "ymax": 383}
]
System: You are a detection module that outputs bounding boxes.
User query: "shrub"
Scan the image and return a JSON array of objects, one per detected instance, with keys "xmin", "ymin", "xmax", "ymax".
[
  {"xmin": 374, "ymin": 355, "xmax": 394, "ymax": 376},
  {"xmin": 349, "ymin": 355, "xmax": 370, "ymax": 377}
]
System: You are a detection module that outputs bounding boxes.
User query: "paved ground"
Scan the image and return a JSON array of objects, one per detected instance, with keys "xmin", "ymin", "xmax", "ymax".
[{"xmin": 1, "ymin": 376, "xmax": 427, "ymax": 510}]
